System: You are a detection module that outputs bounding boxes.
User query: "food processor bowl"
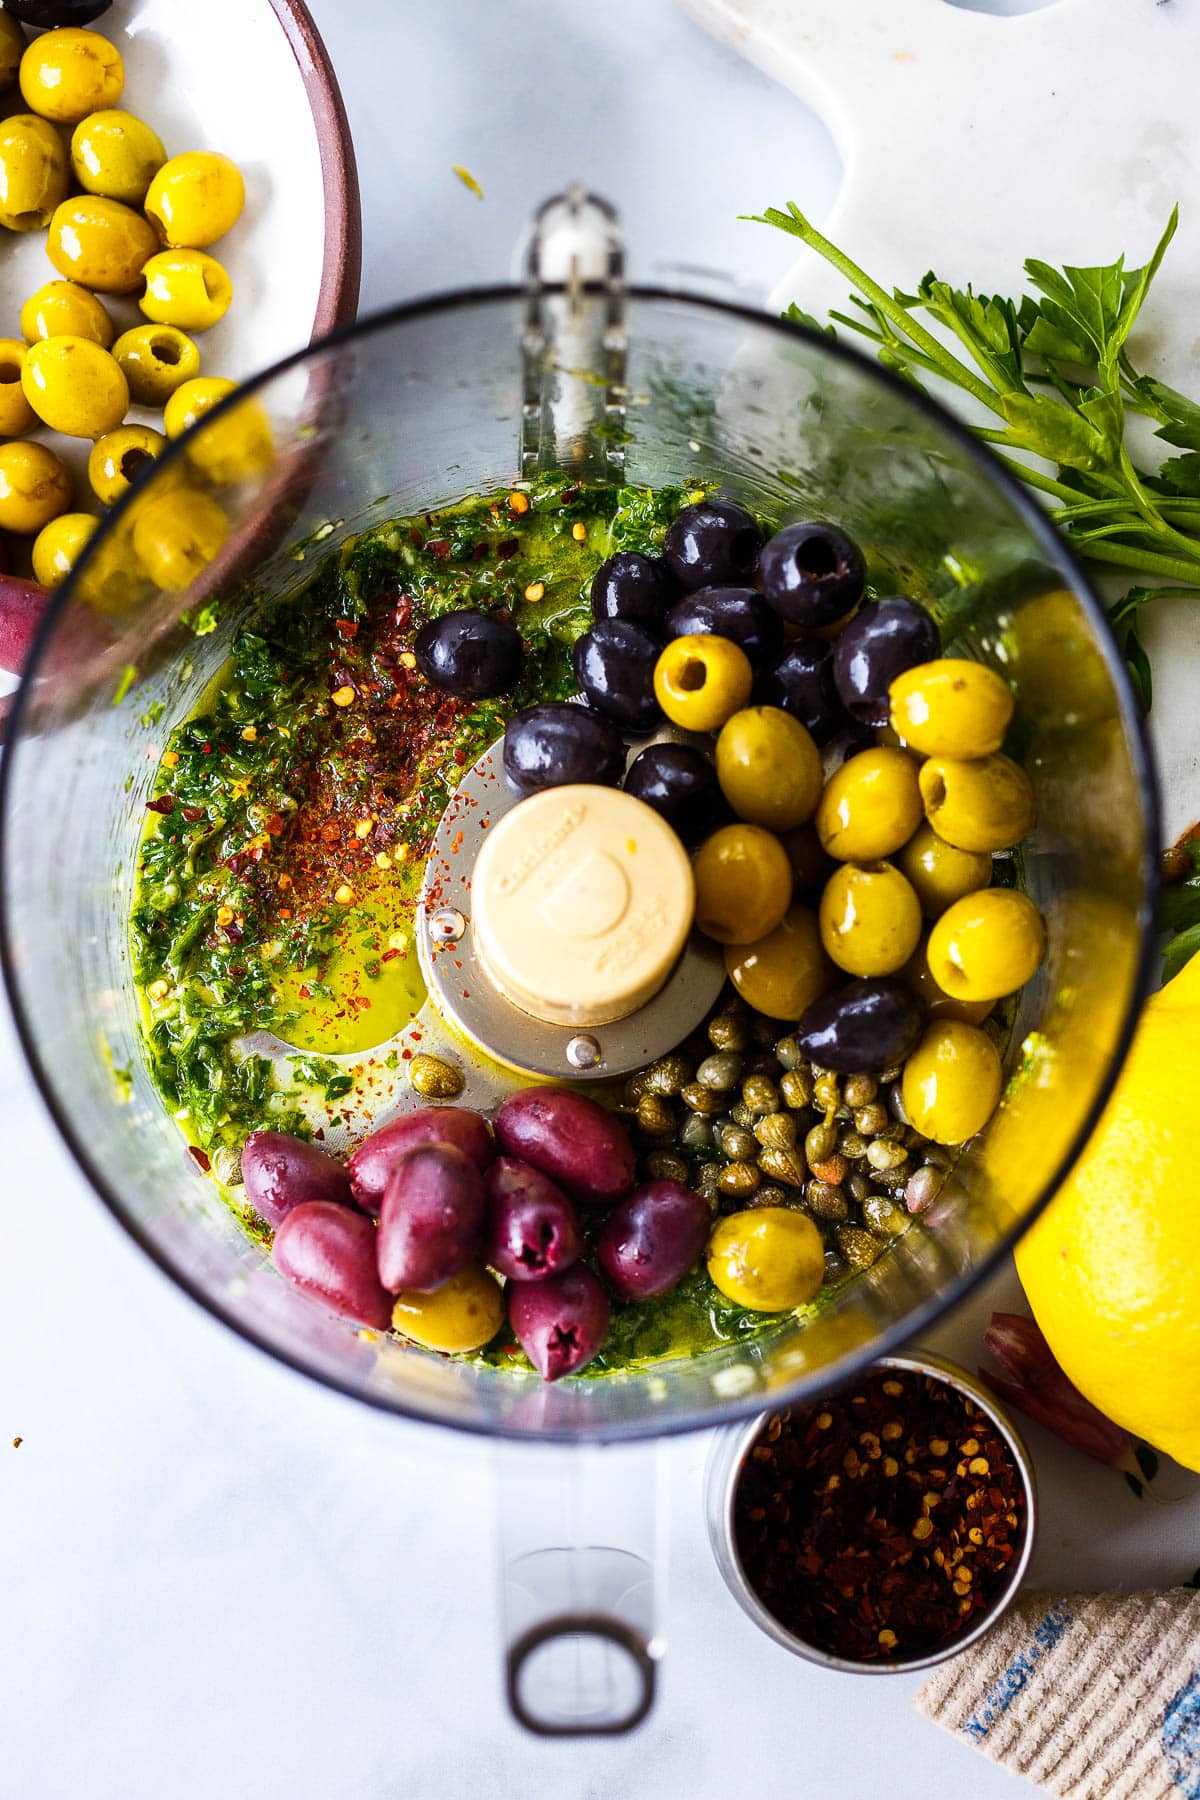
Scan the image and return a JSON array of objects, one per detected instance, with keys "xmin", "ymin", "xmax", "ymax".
[{"xmin": 0, "ymin": 194, "xmax": 1158, "ymax": 1731}]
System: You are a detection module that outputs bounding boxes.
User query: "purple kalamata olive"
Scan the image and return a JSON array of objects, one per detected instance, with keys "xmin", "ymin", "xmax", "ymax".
[
  {"xmin": 376, "ymin": 1143, "xmax": 487, "ymax": 1293},
  {"xmin": 272, "ymin": 1201, "xmax": 392, "ymax": 1329},
  {"xmin": 508, "ymin": 1264, "xmax": 611, "ymax": 1381},
  {"xmin": 241, "ymin": 1130, "xmax": 353, "ymax": 1227},
  {"xmin": 795, "ymin": 978, "xmax": 926, "ymax": 1072},
  {"xmin": 595, "ymin": 1180, "xmax": 710, "ymax": 1301},
  {"xmin": 832, "ymin": 597, "xmax": 941, "ymax": 727},
  {"xmin": 759, "ymin": 521, "xmax": 865, "ymax": 627},
  {"xmin": 493, "ymin": 1089, "xmax": 635, "ymax": 1206},
  {"xmin": 348, "ymin": 1106, "xmax": 493, "ymax": 1214},
  {"xmin": 484, "ymin": 1157, "xmax": 583, "ymax": 1282}
]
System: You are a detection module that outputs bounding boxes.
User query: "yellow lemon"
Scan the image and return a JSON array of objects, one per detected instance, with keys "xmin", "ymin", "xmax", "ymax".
[{"xmin": 1015, "ymin": 949, "xmax": 1200, "ymax": 1470}]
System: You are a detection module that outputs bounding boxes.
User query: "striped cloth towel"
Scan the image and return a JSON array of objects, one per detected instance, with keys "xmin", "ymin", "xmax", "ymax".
[{"xmin": 915, "ymin": 1589, "xmax": 1200, "ymax": 1798}]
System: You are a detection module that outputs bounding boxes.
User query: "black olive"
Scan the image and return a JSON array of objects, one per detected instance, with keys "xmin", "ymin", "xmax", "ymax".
[
  {"xmin": 664, "ymin": 585, "xmax": 783, "ymax": 671},
  {"xmin": 503, "ymin": 703, "xmax": 626, "ymax": 796},
  {"xmin": 832, "ymin": 597, "xmax": 941, "ymax": 727},
  {"xmin": 663, "ymin": 499, "xmax": 762, "ymax": 591},
  {"xmin": 754, "ymin": 635, "xmax": 844, "ymax": 742},
  {"xmin": 572, "ymin": 619, "xmax": 661, "ymax": 730},
  {"xmin": 760, "ymin": 521, "xmax": 865, "ymax": 626},
  {"xmin": 5, "ymin": 0, "xmax": 112, "ymax": 21},
  {"xmin": 795, "ymin": 980, "xmax": 925, "ymax": 1073},
  {"xmin": 624, "ymin": 742, "xmax": 724, "ymax": 845},
  {"xmin": 414, "ymin": 609, "xmax": 522, "ymax": 699},
  {"xmin": 590, "ymin": 551, "xmax": 676, "ymax": 635}
]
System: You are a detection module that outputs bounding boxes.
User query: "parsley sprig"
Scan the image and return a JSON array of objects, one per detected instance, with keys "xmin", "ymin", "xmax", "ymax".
[{"xmin": 746, "ymin": 201, "xmax": 1200, "ymax": 710}]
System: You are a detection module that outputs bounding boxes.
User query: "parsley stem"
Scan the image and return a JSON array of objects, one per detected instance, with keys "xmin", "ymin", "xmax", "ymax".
[{"xmin": 745, "ymin": 205, "xmax": 1006, "ymax": 418}]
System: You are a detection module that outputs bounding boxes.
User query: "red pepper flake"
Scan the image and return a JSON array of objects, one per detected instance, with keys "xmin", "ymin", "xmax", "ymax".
[
  {"xmin": 427, "ymin": 539, "xmax": 451, "ymax": 559},
  {"xmin": 560, "ymin": 482, "xmax": 582, "ymax": 502},
  {"xmin": 182, "ymin": 806, "xmax": 205, "ymax": 823},
  {"xmin": 471, "ymin": 542, "xmax": 490, "ymax": 561},
  {"xmin": 732, "ymin": 1367, "xmax": 1026, "ymax": 1665},
  {"xmin": 496, "ymin": 538, "xmax": 519, "ymax": 561},
  {"xmin": 187, "ymin": 1146, "xmax": 211, "ymax": 1172},
  {"xmin": 409, "ymin": 529, "xmax": 423, "ymax": 549},
  {"xmin": 453, "ymin": 748, "xmax": 467, "ymax": 766},
  {"xmin": 201, "ymin": 743, "xmax": 212, "ymax": 754},
  {"xmin": 146, "ymin": 794, "xmax": 175, "ymax": 815},
  {"xmin": 334, "ymin": 619, "xmax": 359, "ymax": 640},
  {"xmin": 264, "ymin": 814, "xmax": 284, "ymax": 835}
]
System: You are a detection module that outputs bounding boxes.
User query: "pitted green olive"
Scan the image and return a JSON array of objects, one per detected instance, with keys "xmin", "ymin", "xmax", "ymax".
[
  {"xmin": 818, "ymin": 860, "xmax": 922, "ymax": 977},
  {"xmin": 919, "ymin": 752, "xmax": 1036, "ymax": 852},
  {"xmin": 902, "ymin": 1020, "xmax": 1002, "ymax": 1145},
  {"xmin": 927, "ymin": 888, "xmax": 1046, "ymax": 1002},
  {"xmin": 889, "ymin": 657, "xmax": 1014, "ymax": 759},
  {"xmin": 898, "ymin": 821, "xmax": 992, "ymax": 918},
  {"xmin": 816, "ymin": 745, "xmax": 923, "ymax": 862},
  {"xmin": 706, "ymin": 1206, "xmax": 824, "ymax": 1311}
]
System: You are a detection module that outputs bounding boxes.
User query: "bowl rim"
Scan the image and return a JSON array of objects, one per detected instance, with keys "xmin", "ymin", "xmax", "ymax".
[
  {"xmin": 267, "ymin": 0, "xmax": 363, "ymax": 335},
  {"xmin": 0, "ymin": 282, "xmax": 1163, "ymax": 1444}
]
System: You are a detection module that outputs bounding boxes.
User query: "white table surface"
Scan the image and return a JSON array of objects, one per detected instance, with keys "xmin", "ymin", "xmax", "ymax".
[{"xmin": 4, "ymin": 4, "xmax": 1197, "ymax": 1798}]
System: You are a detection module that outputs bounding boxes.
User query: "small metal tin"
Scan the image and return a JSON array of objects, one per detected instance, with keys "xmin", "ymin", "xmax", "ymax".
[{"xmin": 704, "ymin": 1351, "xmax": 1038, "ymax": 1676}]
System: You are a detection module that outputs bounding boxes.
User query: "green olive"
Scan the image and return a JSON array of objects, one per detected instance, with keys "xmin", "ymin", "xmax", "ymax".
[
  {"xmin": 131, "ymin": 484, "xmax": 229, "ymax": 590},
  {"xmin": 693, "ymin": 822, "xmax": 792, "ymax": 945},
  {"xmin": 654, "ymin": 632, "xmax": 753, "ymax": 733},
  {"xmin": 88, "ymin": 424, "xmax": 167, "ymax": 506},
  {"xmin": 901, "ymin": 931, "xmax": 995, "ymax": 1026},
  {"xmin": 144, "ymin": 150, "xmax": 246, "ymax": 249},
  {"xmin": 0, "ymin": 13, "xmax": 25, "ymax": 95},
  {"xmin": 724, "ymin": 903, "xmax": 833, "ymax": 1018},
  {"xmin": 889, "ymin": 657, "xmax": 1014, "ymax": 758},
  {"xmin": 901, "ymin": 1019, "xmax": 1002, "ymax": 1145},
  {"xmin": 22, "ymin": 335, "xmax": 129, "ymax": 439},
  {"xmin": 818, "ymin": 861, "xmax": 922, "ymax": 976},
  {"xmin": 112, "ymin": 323, "xmax": 201, "ymax": 404},
  {"xmin": 0, "ymin": 113, "xmax": 69, "ymax": 233},
  {"xmin": 706, "ymin": 1206, "xmax": 824, "ymax": 1311},
  {"xmin": 20, "ymin": 26, "xmax": 124, "ymax": 125},
  {"xmin": 898, "ymin": 820, "xmax": 992, "ymax": 918},
  {"xmin": 815, "ymin": 746, "xmax": 923, "ymax": 862},
  {"xmin": 0, "ymin": 439, "xmax": 71, "ymax": 534},
  {"xmin": 47, "ymin": 195, "xmax": 158, "ymax": 293},
  {"xmin": 71, "ymin": 110, "xmax": 166, "ymax": 205},
  {"xmin": 919, "ymin": 752, "xmax": 1036, "ymax": 852},
  {"xmin": 926, "ymin": 888, "xmax": 1046, "ymax": 1002},
  {"xmin": 21, "ymin": 280, "xmax": 113, "ymax": 348},
  {"xmin": 715, "ymin": 705, "xmax": 823, "ymax": 831},
  {"xmin": 391, "ymin": 1265, "xmax": 504, "ymax": 1353}
]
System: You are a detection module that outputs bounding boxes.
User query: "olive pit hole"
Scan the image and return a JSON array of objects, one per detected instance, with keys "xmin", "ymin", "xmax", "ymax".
[
  {"xmin": 120, "ymin": 448, "xmax": 152, "ymax": 481},
  {"xmin": 793, "ymin": 538, "xmax": 838, "ymax": 578},
  {"xmin": 678, "ymin": 657, "xmax": 708, "ymax": 692},
  {"xmin": 151, "ymin": 335, "xmax": 181, "ymax": 367},
  {"xmin": 12, "ymin": 211, "xmax": 46, "ymax": 231},
  {"xmin": 732, "ymin": 526, "xmax": 759, "ymax": 568},
  {"xmin": 0, "ymin": 360, "xmax": 21, "ymax": 385},
  {"xmin": 924, "ymin": 773, "xmax": 946, "ymax": 809}
]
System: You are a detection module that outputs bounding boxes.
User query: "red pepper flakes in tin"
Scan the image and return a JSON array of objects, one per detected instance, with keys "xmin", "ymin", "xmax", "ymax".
[{"xmin": 733, "ymin": 1368, "xmax": 1027, "ymax": 1664}]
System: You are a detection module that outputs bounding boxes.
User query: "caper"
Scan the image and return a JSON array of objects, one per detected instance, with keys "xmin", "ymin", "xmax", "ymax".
[
  {"xmin": 854, "ymin": 1102, "xmax": 889, "ymax": 1137},
  {"xmin": 212, "ymin": 1143, "xmax": 242, "ymax": 1186},
  {"xmin": 708, "ymin": 1011, "xmax": 750, "ymax": 1053},
  {"xmin": 823, "ymin": 1248, "xmax": 850, "ymax": 1285},
  {"xmin": 694, "ymin": 1161, "xmax": 721, "ymax": 1201},
  {"xmin": 813, "ymin": 1072, "xmax": 841, "ymax": 1113},
  {"xmin": 644, "ymin": 1054, "xmax": 692, "ymax": 1097},
  {"xmin": 846, "ymin": 1170, "xmax": 872, "ymax": 1203},
  {"xmin": 843, "ymin": 1073, "xmax": 878, "ymax": 1108},
  {"xmin": 889, "ymin": 1085, "xmax": 911, "ymax": 1125},
  {"xmin": 718, "ymin": 1160, "xmax": 761, "ymax": 1199},
  {"xmin": 696, "ymin": 1051, "xmax": 744, "ymax": 1091},
  {"xmin": 647, "ymin": 1150, "xmax": 690, "ymax": 1183},
  {"xmin": 806, "ymin": 1179, "xmax": 849, "ymax": 1221},
  {"xmin": 805, "ymin": 1121, "xmax": 838, "ymax": 1165},
  {"xmin": 624, "ymin": 1070, "xmax": 651, "ymax": 1106},
  {"xmin": 879, "ymin": 1064, "xmax": 902, "ymax": 1085},
  {"xmin": 869, "ymin": 1135, "xmax": 909, "ymax": 1169},
  {"xmin": 752, "ymin": 1182, "xmax": 791, "ymax": 1209},
  {"xmin": 742, "ymin": 1074, "xmax": 780, "ymax": 1115},
  {"xmin": 875, "ymin": 1164, "xmax": 910, "ymax": 1189},
  {"xmin": 680, "ymin": 1082, "xmax": 725, "ymax": 1116},
  {"xmin": 905, "ymin": 1163, "xmax": 945, "ymax": 1213},
  {"xmin": 922, "ymin": 1145, "xmax": 953, "ymax": 1170},
  {"xmin": 836, "ymin": 1225, "xmax": 881, "ymax": 1269},
  {"xmin": 637, "ymin": 1093, "xmax": 677, "ymax": 1138},
  {"xmin": 862, "ymin": 1192, "xmax": 907, "ymax": 1238},
  {"xmin": 409, "ymin": 1053, "xmax": 464, "ymax": 1099},
  {"xmin": 718, "ymin": 1123, "xmax": 758, "ymax": 1161},
  {"xmin": 729, "ymin": 1101, "xmax": 756, "ymax": 1129},
  {"xmin": 758, "ymin": 1145, "xmax": 806, "ymax": 1188},
  {"xmin": 780, "ymin": 1068, "xmax": 814, "ymax": 1110},
  {"xmin": 837, "ymin": 1129, "xmax": 868, "ymax": 1161},
  {"xmin": 774, "ymin": 1034, "xmax": 804, "ymax": 1070},
  {"xmin": 754, "ymin": 1111, "xmax": 799, "ymax": 1151},
  {"xmin": 679, "ymin": 1112, "xmax": 715, "ymax": 1153}
]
